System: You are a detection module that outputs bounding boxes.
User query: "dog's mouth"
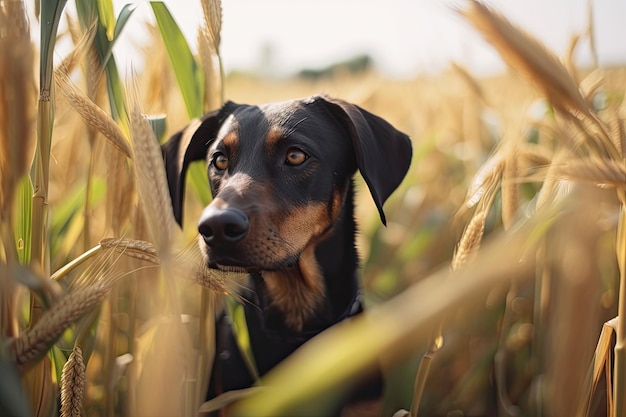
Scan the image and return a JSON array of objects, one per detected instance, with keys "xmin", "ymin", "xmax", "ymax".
[
  {"xmin": 208, "ymin": 259, "xmax": 298, "ymax": 274},
  {"xmin": 211, "ymin": 263, "xmax": 261, "ymax": 274}
]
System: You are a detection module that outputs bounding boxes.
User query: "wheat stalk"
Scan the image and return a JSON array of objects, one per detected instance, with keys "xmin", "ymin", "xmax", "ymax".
[
  {"xmin": 197, "ymin": 264, "xmax": 227, "ymax": 293},
  {"xmin": 0, "ymin": 2, "xmax": 35, "ymax": 221},
  {"xmin": 100, "ymin": 238, "xmax": 160, "ymax": 265},
  {"xmin": 459, "ymin": 1, "xmax": 590, "ymax": 120},
  {"xmin": 201, "ymin": 0, "xmax": 222, "ymax": 53},
  {"xmin": 54, "ymin": 70, "xmax": 131, "ymax": 158},
  {"xmin": 200, "ymin": 0, "xmax": 224, "ymax": 110},
  {"xmin": 55, "ymin": 21, "xmax": 96, "ymax": 80},
  {"xmin": 60, "ymin": 345, "xmax": 86, "ymax": 417},
  {"xmin": 451, "ymin": 208, "xmax": 489, "ymax": 271},
  {"xmin": 551, "ymin": 158, "xmax": 626, "ymax": 187},
  {"xmin": 520, "ymin": 143, "xmax": 552, "ymax": 167},
  {"xmin": 10, "ymin": 285, "xmax": 108, "ymax": 367},
  {"xmin": 462, "ymin": 152, "xmax": 504, "ymax": 210},
  {"xmin": 128, "ymin": 94, "xmax": 175, "ymax": 255},
  {"xmin": 105, "ymin": 145, "xmax": 135, "ymax": 234}
]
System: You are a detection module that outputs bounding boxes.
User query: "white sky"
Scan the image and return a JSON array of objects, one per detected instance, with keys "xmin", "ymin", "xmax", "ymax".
[{"xmin": 102, "ymin": 0, "xmax": 626, "ymax": 78}]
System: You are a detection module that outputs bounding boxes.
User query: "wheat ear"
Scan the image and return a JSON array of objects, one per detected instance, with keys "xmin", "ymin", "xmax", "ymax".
[
  {"xmin": 60, "ymin": 346, "xmax": 86, "ymax": 417},
  {"xmin": 128, "ymin": 98, "xmax": 175, "ymax": 255},
  {"xmin": 10, "ymin": 285, "xmax": 108, "ymax": 366},
  {"xmin": 459, "ymin": 1, "xmax": 590, "ymax": 119},
  {"xmin": 100, "ymin": 238, "xmax": 160, "ymax": 265},
  {"xmin": 54, "ymin": 71, "xmax": 131, "ymax": 158}
]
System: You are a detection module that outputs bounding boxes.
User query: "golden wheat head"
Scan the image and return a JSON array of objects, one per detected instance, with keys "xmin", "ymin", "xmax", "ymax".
[
  {"xmin": 459, "ymin": 1, "xmax": 590, "ymax": 119},
  {"xmin": 60, "ymin": 346, "xmax": 86, "ymax": 417}
]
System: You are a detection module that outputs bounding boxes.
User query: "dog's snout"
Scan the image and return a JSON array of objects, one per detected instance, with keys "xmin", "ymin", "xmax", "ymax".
[{"xmin": 198, "ymin": 206, "xmax": 249, "ymax": 246}]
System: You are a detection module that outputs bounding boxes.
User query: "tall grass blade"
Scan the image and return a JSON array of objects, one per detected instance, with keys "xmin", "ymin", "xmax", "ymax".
[
  {"xmin": 39, "ymin": 0, "xmax": 67, "ymax": 101},
  {"xmin": 150, "ymin": 1, "xmax": 205, "ymax": 118},
  {"xmin": 76, "ymin": 0, "xmax": 131, "ymax": 130},
  {"xmin": 91, "ymin": 3, "xmax": 137, "ymax": 70},
  {"xmin": 14, "ymin": 176, "xmax": 33, "ymax": 265}
]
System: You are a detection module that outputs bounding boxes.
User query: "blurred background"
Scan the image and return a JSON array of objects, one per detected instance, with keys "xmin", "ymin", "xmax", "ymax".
[{"xmin": 107, "ymin": 0, "xmax": 625, "ymax": 78}]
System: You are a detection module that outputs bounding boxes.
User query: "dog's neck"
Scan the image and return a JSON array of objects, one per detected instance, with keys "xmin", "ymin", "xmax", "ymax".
[{"xmin": 256, "ymin": 186, "xmax": 360, "ymax": 333}]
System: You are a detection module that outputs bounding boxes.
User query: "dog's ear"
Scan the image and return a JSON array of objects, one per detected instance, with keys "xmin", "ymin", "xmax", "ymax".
[
  {"xmin": 320, "ymin": 97, "xmax": 412, "ymax": 225},
  {"xmin": 162, "ymin": 102, "xmax": 238, "ymax": 225}
]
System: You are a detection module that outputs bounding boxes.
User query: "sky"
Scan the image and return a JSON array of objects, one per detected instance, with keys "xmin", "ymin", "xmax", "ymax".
[{"xmin": 102, "ymin": 0, "xmax": 626, "ymax": 78}]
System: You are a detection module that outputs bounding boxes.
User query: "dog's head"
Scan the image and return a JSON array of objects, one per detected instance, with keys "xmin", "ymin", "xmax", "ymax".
[{"xmin": 162, "ymin": 95, "xmax": 412, "ymax": 272}]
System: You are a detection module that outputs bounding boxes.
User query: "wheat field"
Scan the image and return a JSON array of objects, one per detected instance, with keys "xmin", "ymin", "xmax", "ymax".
[{"xmin": 1, "ymin": 1, "xmax": 626, "ymax": 416}]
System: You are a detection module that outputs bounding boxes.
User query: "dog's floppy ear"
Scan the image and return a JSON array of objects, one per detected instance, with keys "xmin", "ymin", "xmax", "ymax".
[
  {"xmin": 321, "ymin": 96, "xmax": 412, "ymax": 225},
  {"xmin": 162, "ymin": 102, "xmax": 238, "ymax": 225}
]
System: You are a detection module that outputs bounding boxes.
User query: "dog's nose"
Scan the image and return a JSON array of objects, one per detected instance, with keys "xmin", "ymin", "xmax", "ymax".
[{"xmin": 198, "ymin": 206, "xmax": 249, "ymax": 246}]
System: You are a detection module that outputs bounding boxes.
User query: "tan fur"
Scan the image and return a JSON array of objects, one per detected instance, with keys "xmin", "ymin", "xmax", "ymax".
[
  {"xmin": 264, "ymin": 126, "xmax": 286, "ymax": 149},
  {"xmin": 263, "ymin": 203, "xmax": 334, "ymax": 331},
  {"xmin": 263, "ymin": 245, "xmax": 326, "ymax": 331},
  {"xmin": 222, "ymin": 130, "xmax": 238, "ymax": 150}
]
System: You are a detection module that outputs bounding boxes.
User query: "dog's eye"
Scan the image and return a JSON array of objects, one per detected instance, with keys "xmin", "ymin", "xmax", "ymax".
[
  {"xmin": 285, "ymin": 148, "xmax": 308, "ymax": 166},
  {"xmin": 212, "ymin": 152, "xmax": 228, "ymax": 171}
]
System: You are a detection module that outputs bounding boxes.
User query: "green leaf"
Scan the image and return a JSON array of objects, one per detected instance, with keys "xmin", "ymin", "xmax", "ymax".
[
  {"xmin": 104, "ymin": 55, "xmax": 130, "ymax": 130},
  {"xmin": 113, "ymin": 4, "xmax": 137, "ymax": 43},
  {"xmin": 49, "ymin": 346, "xmax": 67, "ymax": 387},
  {"xmin": 101, "ymin": 3, "xmax": 137, "ymax": 67},
  {"xmin": 39, "ymin": 0, "xmax": 68, "ymax": 94},
  {"xmin": 150, "ymin": 1, "xmax": 205, "ymax": 118},
  {"xmin": 76, "ymin": 0, "xmax": 130, "ymax": 130},
  {"xmin": 188, "ymin": 162, "xmax": 213, "ymax": 207},
  {"xmin": 226, "ymin": 296, "xmax": 259, "ymax": 380},
  {"xmin": 13, "ymin": 175, "xmax": 33, "ymax": 265},
  {"xmin": 96, "ymin": 0, "xmax": 115, "ymax": 39}
]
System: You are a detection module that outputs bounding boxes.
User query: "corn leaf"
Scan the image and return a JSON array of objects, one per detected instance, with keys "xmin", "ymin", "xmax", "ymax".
[{"xmin": 150, "ymin": 1, "xmax": 205, "ymax": 118}]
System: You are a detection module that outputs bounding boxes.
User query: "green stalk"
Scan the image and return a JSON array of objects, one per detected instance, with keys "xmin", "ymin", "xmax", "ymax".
[
  {"xmin": 31, "ymin": 0, "xmax": 67, "ymax": 307},
  {"xmin": 25, "ymin": 2, "xmax": 67, "ymax": 416}
]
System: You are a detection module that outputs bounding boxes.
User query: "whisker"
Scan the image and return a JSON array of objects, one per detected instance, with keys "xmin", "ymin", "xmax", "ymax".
[{"xmin": 282, "ymin": 116, "xmax": 309, "ymax": 138}]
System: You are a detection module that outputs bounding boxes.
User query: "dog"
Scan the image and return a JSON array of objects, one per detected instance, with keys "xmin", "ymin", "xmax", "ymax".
[{"xmin": 162, "ymin": 95, "xmax": 412, "ymax": 415}]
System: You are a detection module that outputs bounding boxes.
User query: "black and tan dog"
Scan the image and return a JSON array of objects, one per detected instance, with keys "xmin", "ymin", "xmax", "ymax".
[{"xmin": 162, "ymin": 95, "xmax": 412, "ymax": 415}]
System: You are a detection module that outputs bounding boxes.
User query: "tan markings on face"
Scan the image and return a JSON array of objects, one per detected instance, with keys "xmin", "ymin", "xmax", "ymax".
[
  {"xmin": 331, "ymin": 188, "xmax": 344, "ymax": 220},
  {"xmin": 275, "ymin": 203, "xmax": 329, "ymax": 254},
  {"xmin": 261, "ymin": 202, "xmax": 339, "ymax": 330},
  {"xmin": 264, "ymin": 126, "xmax": 285, "ymax": 150},
  {"xmin": 222, "ymin": 131, "xmax": 238, "ymax": 150}
]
